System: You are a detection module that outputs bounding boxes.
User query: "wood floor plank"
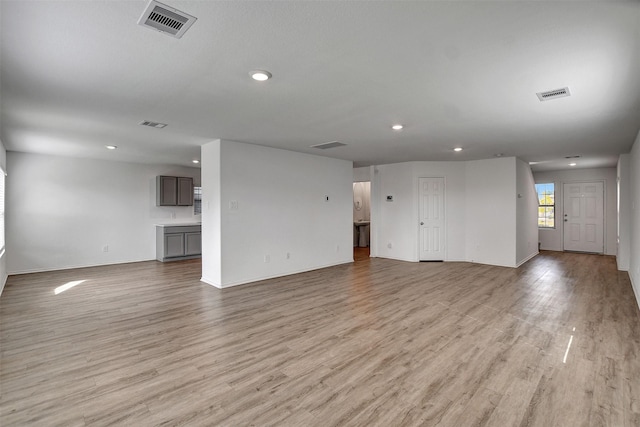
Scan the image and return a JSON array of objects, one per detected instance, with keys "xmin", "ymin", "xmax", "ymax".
[{"xmin": 2, "ymin": 252, "xmax": 639, "ymax": 426}]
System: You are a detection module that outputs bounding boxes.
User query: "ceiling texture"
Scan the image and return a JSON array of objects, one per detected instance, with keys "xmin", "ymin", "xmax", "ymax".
[{"xmin": 1, "ymin": 1, "xmax": 639, "ymax": 171}]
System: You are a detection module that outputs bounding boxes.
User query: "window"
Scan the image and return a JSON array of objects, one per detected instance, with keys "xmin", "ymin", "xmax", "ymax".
[
  {"xmin": 193, "ymin": 186, "xmax": 202, "ymax": 215},
  {"xmin": 535, "ymin": 183, "xmax": 555, "ymax": 228}
]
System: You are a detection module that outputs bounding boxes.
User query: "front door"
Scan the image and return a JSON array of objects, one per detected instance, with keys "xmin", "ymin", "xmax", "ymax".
[
  {"xmin": 419, "ymin": 177, "xmax": 445, "ymax": 261},
  {"xmin": 563, "ymin": 182, "xmax": 604, "ymax": 253}
]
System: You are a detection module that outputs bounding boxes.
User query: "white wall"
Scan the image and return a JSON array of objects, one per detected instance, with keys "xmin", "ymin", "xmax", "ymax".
[
  {"xmin": 6, "ymin": 152, "xmax": 201, "ymax": 274},
  {"xmin": 466, "ymin": 157, "xmax": 517, "ymax": 267},
  {"xmin": 0, "ymin": 140, "xmax": 6, "ymax": 294},
  {"xmin": 412, "ymin": 161, "xmax": 467, "ymax": 262},
  {"xmin": 617, "ymin": 154, "xmax": 631, "ymax": 271},
  {"xmin": 533, "ymin": 168, "xmax": 618, "ymax": 255},
  {"xmin": 201, "ymin": 140, "xmax": 353, "ymax": 288},
  {"xmin": 370, "ymin": 157, "xmax": 529, "ymax": 267},
  {"xmin": 629, "ymin": 131, "xmax": 640, "ymax": 310},
  {"xmin": 201, "ymin": 140, "xmax": 222, "ymax": 286},
  {"xmin": 370, "ymin": 162, "xmax": 419, "ymax": 262},
  {"xmin": 516, "ymin": 158, "xmax": 540, "ymax": 266},
  {"xmin": 353, "ymin": 166, "xmax": 372, "ymax": 182}
]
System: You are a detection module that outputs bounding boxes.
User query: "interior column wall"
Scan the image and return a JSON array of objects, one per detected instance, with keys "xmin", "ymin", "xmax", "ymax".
[
  {"xmin": 628, "ymin": 130, "xmax": 640, "ymax": 310},
  {"xmin": 465, "ymin": 157, "xmax": 517, "ymax": 267},
  {"xmin": 201, "ymin": 140, "xmax": 353, "ymax": 288},
  {"xmin": 0, "ymin": 140, "xmax": 6, "ymax": 295},
  {"xmin": 618, "ymin": 154, "xmax": 631, "ymax": 271}
]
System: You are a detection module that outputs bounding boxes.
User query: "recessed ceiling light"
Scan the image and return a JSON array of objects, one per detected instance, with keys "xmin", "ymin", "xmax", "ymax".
[
  {"xmin": 495, "ymin": 153, "xmax": 504, "ymax": 157},
  {"xmin": 192, "ymin": 159, "xmax": 200, "ymax": 164},
  {"xmin": 391, "ymin": 124, "xmax": 404, "ymax": 131},
  {"xmin": 105, "ymin": 145, "xmax": 117, "ymax": 150},
  {"xmin": 454, "ymin": 147, "xmax": 463, "ymax": 152},
  {"xmin": 250, "ymin": 70, "xmax": 272, "ymax": 81},
  {"xmin": 569, "ymin": 162, "xmax": 577, "ymax": 166}
]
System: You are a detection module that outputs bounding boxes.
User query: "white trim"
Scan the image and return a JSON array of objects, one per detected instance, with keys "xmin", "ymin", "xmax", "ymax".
[
  {"xmin": 204, "ymin": 260, "xmax": 354, "ymax": 289},
  {"xmin": 516, "ymin": 251, "xmax": 538, "ymax": 268},
  {"xmin": 631, "ymin": 272, "xmax": 640, "ymax": 313},
  {"xmin": 8, "ymin": 258, "xmax": 156, "ymax": 275}
]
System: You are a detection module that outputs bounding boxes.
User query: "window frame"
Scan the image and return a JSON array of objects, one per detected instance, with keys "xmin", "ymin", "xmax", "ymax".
[
  {"xmin": 535, "ymin": 182, "xmax": 555, "ymax": 229},
  {"xmin": 193, "ymin": 186, "xmax": 202, "ymax": 215}
]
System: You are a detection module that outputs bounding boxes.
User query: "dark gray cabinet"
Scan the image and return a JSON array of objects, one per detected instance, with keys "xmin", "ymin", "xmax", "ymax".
[
  {"xmin": 177, "ymin": 177, "xmax": 194, "ymax": 206},
  {"xmin": 156, "ymin": 176, "xmax": 194, "ymax": 206},
  {"xmin": 156, "ymin": 224, "xmax": 201, "ymax": 262}
]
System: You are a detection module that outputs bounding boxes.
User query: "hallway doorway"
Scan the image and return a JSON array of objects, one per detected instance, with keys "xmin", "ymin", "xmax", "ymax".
[{"xmin": 353, "ymin": 181, "xmax": 371, "ymax": 249}]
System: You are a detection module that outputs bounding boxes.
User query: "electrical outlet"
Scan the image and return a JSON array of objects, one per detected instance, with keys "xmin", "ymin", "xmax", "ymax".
[
  {"xmin": 336, "ymin": 245, "xmax": 340, "ymax": 252},
  {"xmin": 103, "ymin": 245, "xmax": 109, "ymax": 252},
  {"xmin": 171, "ymin": 212, "xmax": 176, "ymax": 219},
  {"xmin": 264, "ymin": 254, "xmax": 270, "ymax": 263},
  {"xmin": 286, "ymin": 252, "xmax": 290, "ymax": 260},
  {"xmin": 387, "ymin": 243, "xmax": 392, "ymax": 249},
  {"xmin": 230, "ymin": 200, "xmax": 239, "ymax": 210}
]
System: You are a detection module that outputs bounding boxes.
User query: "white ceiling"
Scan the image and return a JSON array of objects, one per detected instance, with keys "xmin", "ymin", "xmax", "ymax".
[{"xmin": 1, "ymin": 1, "xmax": 639, "ymax": 172}]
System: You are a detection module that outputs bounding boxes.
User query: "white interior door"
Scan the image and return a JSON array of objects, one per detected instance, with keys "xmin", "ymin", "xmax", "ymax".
[
  {"xmin": 563, "ymin": 182, "xmax": 604, "ymax": 253},
  {"xmin": 419, "ymin": 177, "xmax": 445, "ymax": 261}
]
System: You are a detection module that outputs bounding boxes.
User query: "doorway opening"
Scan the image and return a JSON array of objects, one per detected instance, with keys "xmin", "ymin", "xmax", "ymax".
[{"xmin": 353, "ymin": 181, "xmax": 371, "ymax": 260}]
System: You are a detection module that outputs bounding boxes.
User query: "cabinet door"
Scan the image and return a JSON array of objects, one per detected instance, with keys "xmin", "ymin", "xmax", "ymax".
[
  {"xmin": 164, "ymin": 233, "xmax": 185, "ymax": 257},
  {"xmin": 157, "ymin": 176, "xmax": 177, "ymax": 206},
  {"xmin": 184, "ymin": 232, "xmax": 201, "ymax": 255},
  {"xmin": 177, "ymin": 177, "xmax": 194, "ymax": 206}
]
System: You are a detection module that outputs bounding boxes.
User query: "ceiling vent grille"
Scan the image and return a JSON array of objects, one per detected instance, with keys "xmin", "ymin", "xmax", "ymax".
[
  {"xmin": 311, "ymin": 141, "xmax": 347, "ymax": 150},
  {"xmin": 137, "ymin": 0, "xmax": 197, "ymax": 39},
  {"xmin": 537, "ymin": 87, "xmax": 571, "ymax": 102},
  {"xmin": 140, "ymin": 120, "xmax": 167, "ymax": 129}
]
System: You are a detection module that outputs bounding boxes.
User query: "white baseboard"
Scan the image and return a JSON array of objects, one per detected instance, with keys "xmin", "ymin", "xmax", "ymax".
[
  {"xmin": 200, "ymin": 276, "xmax": 222, "ymax": 289},
  {"xmin": 207, "ymin": 259, "xmax": 354, "ymax": 289},
  {"xmin": 8, "ymin": 258, "xmax": 156, "ymax": 275},
  {"xmin": 631, "ymin": 272, "xmax": 640, "ymax": 313},
  {"xmin": 516, "ymin": 251, "xmax": 539, "ymax": 268}
]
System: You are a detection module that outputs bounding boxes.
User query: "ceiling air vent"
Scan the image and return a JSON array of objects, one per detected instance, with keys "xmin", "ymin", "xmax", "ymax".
[
  {"xmin": 140, "ymin": 120, "xmax": 167, "ymax": 129},
  {"xmin": 536, "ymin": 87, "xmax": 571, "ymax": 102},
  {"xmin": 311, "ymin": 141, "xmax": 347, "ymax": 150},
  {"xmin": 137, "ymin": 0, "xmax": 197, "ymax": 39}
]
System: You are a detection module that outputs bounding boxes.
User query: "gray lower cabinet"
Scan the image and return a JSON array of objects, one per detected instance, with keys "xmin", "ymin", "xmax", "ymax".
[
  {"xmin": 184, "ymin": 232, "xmax": 202, "ymax": 256},
  {"xmin": 156, "ymin": 225, "xmax": 201, "ymax": 261}
]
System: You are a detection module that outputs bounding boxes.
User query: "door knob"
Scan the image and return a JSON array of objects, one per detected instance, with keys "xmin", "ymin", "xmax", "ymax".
[
  {"xmin": 420, "ymin": 222, "xmax": 424, "ymax": 225},
  {"xmin": 564, "ymin": 219, "xmax": 568, "ymax": 222}
]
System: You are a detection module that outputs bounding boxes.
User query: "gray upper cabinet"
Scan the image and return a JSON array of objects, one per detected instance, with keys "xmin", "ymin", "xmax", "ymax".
[
  {"xmin": 177, "ymin": 177, "xmax": 194, "ymax": 206},
  {"xmin": 156, "ymin": 176, "xmax": 194, "ymax": 206}
]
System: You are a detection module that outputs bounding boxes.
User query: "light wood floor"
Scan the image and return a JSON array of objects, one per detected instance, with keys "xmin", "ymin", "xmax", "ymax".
[{"xmin": 1, "ymin": 251, "xmax": 639, "ymax": 426}]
